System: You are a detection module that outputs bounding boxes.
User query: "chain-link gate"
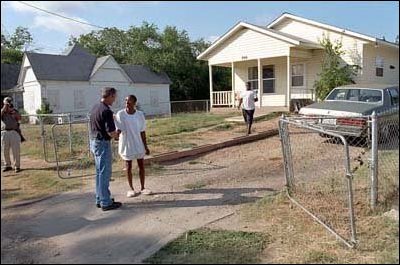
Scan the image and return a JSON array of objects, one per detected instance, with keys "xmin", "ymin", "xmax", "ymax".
[
  {"xmin": 51, "ymin": 117, "xmax": 120, "ymax": 179},
  {"xmin": 279, "ymin": 116, "xmax": 359, "ymax": 248},
  {"xmin": 279, "ymin": 110, "xmax": 399, "ymax": 248}
]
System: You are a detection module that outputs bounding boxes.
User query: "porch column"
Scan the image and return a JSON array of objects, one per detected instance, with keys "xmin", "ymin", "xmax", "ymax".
[
  {"xmin": 209, "ymin": 64, "xmax": 213, "ymax": 109},
  {"xmin": 257, "ymin": 58, "xmax": 262, "ymax": 108},
  {"xmin": 286, "ymin": 56, "xmax": 291, "ymax": 108},
  {"xmin": 231, "ymin": 62, "xmax": 235, "ymax": 108}
]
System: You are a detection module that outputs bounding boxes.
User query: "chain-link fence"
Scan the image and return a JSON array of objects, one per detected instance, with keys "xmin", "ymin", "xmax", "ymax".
[
  {"xmin": 170, "ymin": 100, "xmax": 210, "ymax": 113},
  {"xmin": 279, "ymin": 110, "xmax": 399, "ymax": 248},
  {"xmin": 373, "ymin": 109, "xmax": 399, "ymax": 209}
]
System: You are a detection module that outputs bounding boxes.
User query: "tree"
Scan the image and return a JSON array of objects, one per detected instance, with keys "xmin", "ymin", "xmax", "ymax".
[
  {"xmin": 9, "ymin": 27, "xmax": 33, "ymax": 50},
  {"xmin": 1, "ymin": 26, "xmax": 33, "ymax": 64},
  {"xmin": 314, "ymin": 36, "xmax": 359, "ymax": 100},
  {"xmin": 70, "ymin": 22, "xmax": 228, "ymax": 101}
]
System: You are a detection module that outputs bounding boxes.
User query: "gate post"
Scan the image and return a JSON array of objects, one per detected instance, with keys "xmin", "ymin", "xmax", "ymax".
[
  {"xmin": 279, "ymin": 115, "xmax": 294, "ymax": 190},
  {"xmin": 370, "ymin": 112, "xmax": 378, "ymax": 209}
]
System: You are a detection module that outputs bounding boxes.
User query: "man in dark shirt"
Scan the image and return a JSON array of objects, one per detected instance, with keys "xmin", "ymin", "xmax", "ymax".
[
  {"xmin": 1, "ymin": 97, "xmax": 22, "ymax": 173},
  {"xmin": 89, "ymin": 87, "xmax": 121, "ymax": 211}
]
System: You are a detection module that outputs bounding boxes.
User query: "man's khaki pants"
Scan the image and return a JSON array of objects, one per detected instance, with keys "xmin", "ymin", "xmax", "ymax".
[{"xmin": 1, "ymin": 130, "xmax": 21, "ymax": 169}]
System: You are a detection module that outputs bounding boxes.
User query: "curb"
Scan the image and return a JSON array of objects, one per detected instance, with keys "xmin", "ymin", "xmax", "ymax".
[{"xmin": 144, "ymin": 129, "xmax": 278, "ymax": 165}]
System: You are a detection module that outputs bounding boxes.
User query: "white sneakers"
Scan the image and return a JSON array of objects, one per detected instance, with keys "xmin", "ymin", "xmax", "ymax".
[
  {"xmin": 126, "ymin": 189, "xmax": 153, "ymax": 197},
  {"xmin": 141, "ymin": 188, "xmax": 153, "ymax": 195},
  {"xmin": 126, "ymin": 190, "xmax": 139, "ymax": 197}
]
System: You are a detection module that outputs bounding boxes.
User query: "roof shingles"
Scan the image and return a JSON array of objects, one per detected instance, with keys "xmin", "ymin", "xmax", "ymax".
[
  {"xmin": 25, "ymin": 44, "xmax": 171, "ymax": 84},
  {"xmin": 1, "ymin": 63, "xmax": 21, "ymax": 90}
]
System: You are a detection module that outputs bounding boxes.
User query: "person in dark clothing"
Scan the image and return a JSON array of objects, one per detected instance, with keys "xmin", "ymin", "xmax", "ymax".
[
  {"xmin": 1, "ymin": 96, "xmax": 22, "ymax": 173},
  {"xmin": 9, "ymin": 103, "xmax": 25, "ymax": 142},
  {"xmin": 89, "ymin": 87, "xmax": 122, "ymax": 211}
]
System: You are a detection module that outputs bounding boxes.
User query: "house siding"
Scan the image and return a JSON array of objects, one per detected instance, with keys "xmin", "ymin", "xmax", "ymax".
[
  {"xmin": 22, "ymin": 82, "xmax": 41, "ymax": 114},
  {"xmin": 362, "ymin": 44, "xmax": 399, "ymax": 84},
  {"xmin": 208, "ymin": 29, "xmax": 292, "ymax": 65},
  {"xmin": 40, "ymin": 81, "xmax": 171, "ymax": 117},
  {"xmin": 273, "ymin": 19, "xmax": 367, "ymax": 68}
]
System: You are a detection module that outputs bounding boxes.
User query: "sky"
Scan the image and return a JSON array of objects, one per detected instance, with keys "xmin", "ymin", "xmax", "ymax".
[{"xmin": 1, "ymin": 1, "xmax": 399, "ymax": 54}]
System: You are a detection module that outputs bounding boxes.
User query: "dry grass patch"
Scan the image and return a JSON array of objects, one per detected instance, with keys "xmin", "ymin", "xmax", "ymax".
[{"xmin": 240, "ymin": 192, "xmax": 399, "ymax": 264}]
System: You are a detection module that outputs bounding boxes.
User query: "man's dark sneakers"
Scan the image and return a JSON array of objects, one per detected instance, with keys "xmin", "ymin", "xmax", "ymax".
[
  {"xmin": 2, "ymin": 167, "xmax": 12, "ymax": 172},
  {"xmin": 101, "ymin": 201, "xmax": 122, "ymax": 211},
  {"xmin": 14, "ymin": 168, "xmax": 21, "ymax": 173},
  {"xmin": 96, "ymin": 198, "xmax": 114, "ymax": 208}
]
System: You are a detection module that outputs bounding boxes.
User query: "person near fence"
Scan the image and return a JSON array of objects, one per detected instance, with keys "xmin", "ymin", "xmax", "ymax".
[
  {"xmin": 1, "ymin": 97, "xmax": 22, "ymax": 173},
  {"xmin": 115, "ymin": 95, "xmax": 152, "ymax": 197},
  {"xmin": 89, "ymin": 87, "xmax": 122, "ymax": 211},
  {"xmin": 237, "ymin": 82, "xmax": 258, "ymax": 135}
]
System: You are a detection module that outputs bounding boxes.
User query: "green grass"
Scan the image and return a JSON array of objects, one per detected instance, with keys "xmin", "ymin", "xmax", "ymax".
[
  {"xmin": 147, "ymin": 113, "xmax": 237, "ymax": 137},
  {"xmin": 1, "ymin": 168, "xmax": 85, "ymax": 203},
  {"xmin": 211, "ymin": 123, "xmax": 234, "ymax": 131},
  {"xmin": 144, "ymin": 228, "xmax": 269, "ymax": 264}
]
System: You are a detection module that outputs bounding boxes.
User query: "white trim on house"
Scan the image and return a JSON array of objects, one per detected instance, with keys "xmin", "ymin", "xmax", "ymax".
[
  {"xmin": 89, "ymin": 55, "xmax": 133, "ymax": 84},
  {"xmin": 267, "ymin": 13, "xmax": 399, "ymax": 49}
]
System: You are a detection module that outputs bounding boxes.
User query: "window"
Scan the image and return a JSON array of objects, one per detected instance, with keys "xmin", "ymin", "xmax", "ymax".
[
  {"xmin": 291, "ymin": 64, "xmax": 305, "ymax": 87},
  {"xmin": 150, "ymin": 89, "xmax": 160, "ymax": 107},
  {"xmin": 74, "ymin": 89, "xmax": 86, "ymax": 109},
  {"xmin": 375, "ymin": 56, "xmax": 384, "ymax": 77},
  {"xmin": 47, "ymin": 90, "xmax": 60, "ymax": 112},
  {"xmin": 248, "ymin": 67, "xmax": 258, "ymax": 90},
  {"xmin": 262, "ymin": 65, "xmax": 275, "ymax": 93},
  {"xmin": 327, "ymin": 88, "xmax": 382, "ymax": 103},
  {"xmin": 388, "ymin": 88, "xmax": 399, "ymax": 105}
]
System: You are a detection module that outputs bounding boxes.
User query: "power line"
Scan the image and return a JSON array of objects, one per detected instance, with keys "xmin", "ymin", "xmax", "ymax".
[{"xmin": 17, "ymin": 1, "xmax": 105, "ymax": 29}]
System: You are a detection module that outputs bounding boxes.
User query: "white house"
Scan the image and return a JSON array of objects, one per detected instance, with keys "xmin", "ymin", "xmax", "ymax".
[
  {"xmin": 19, "ymin": 44, "xmax": 172, "ymax": 118},
  {"xmin": 197, "ymin": 13, "xmax": 399, "ymax": 109}
]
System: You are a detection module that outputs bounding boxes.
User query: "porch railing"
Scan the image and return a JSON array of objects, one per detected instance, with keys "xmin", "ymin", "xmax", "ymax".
[
  {"xmin": 291, "ymin": 88, "xmax": 315, "ymax": 101},
  {"xmin": 212, "ymin": 91, "xmax": 234, "ymax": 107}
]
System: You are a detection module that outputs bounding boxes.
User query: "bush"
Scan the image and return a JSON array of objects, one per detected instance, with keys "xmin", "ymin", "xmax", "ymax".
[
  {"xmin": 36, "ymin": 102, "xmax": 54, "ymax": 124},
  {"xmin": 314, "ymin": 36, "xmax": 360, "ymax": 101}
]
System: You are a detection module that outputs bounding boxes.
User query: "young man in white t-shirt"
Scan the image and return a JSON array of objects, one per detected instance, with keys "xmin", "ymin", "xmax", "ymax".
[
  {"xmin": 237, "ymin": 82, "xmax": 258, "ymax": 135},
  {"xmin": 115, "ymin": 95, "xmax": 152, "ymax": 197}
]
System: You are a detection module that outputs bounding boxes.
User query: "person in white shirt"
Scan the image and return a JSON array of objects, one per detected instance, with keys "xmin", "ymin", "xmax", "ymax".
[
  {"xmin": 115, "ymin": 95, "xmax": 151, "ymax": 197},
  {"xmin": 237, "ymin": 82, "xmax": 258, "ymax": 135}
]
